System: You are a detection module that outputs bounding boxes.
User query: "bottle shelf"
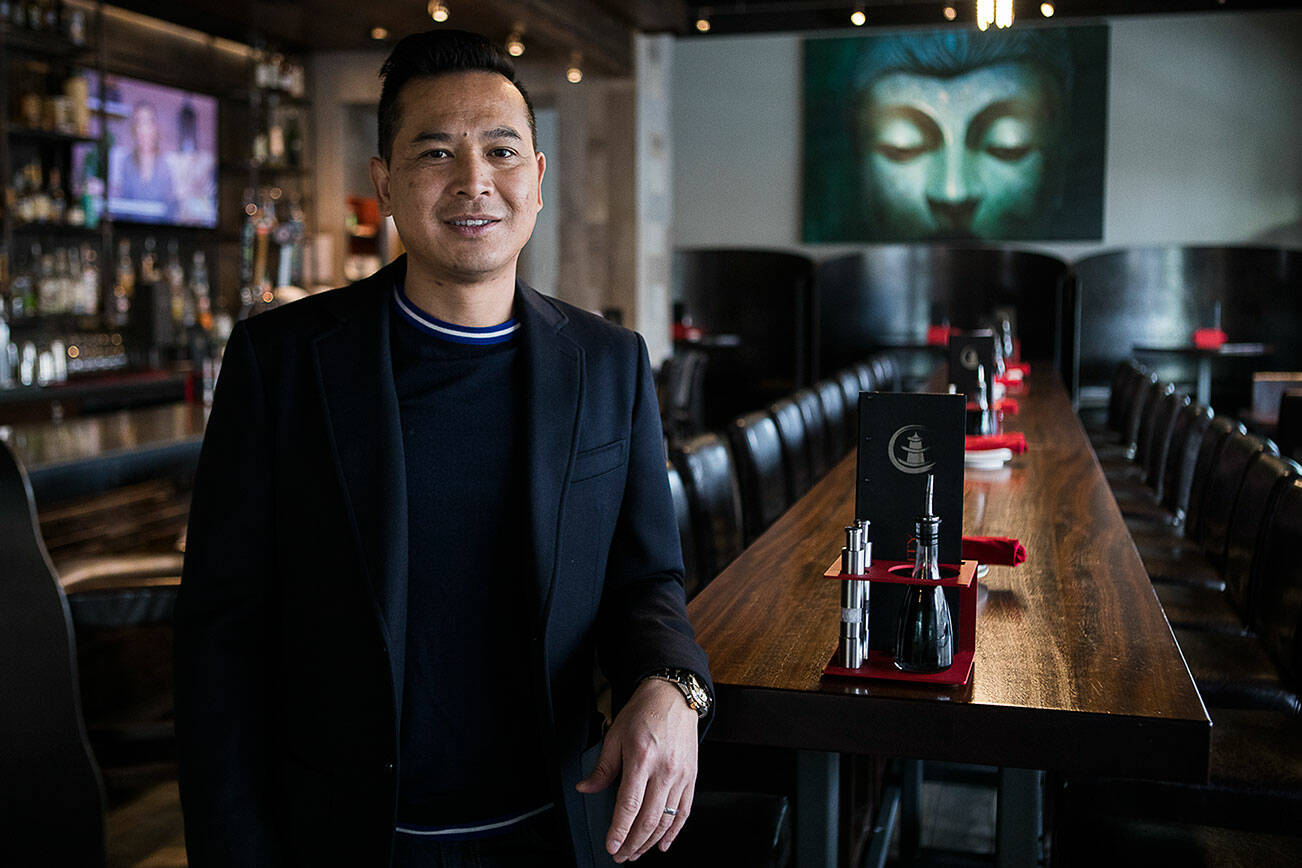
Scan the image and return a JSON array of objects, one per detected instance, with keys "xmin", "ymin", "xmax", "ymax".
[
  {"xmin": 6, "ymin": 126, "xmax": 99, "ymax": 145},
  {"xmin": 10, "ymin": 221, "xmax": 104, "ymax": 237},
  {"xmin": 0, "ymin": 25, "xmax": 95, "ymax": 60}
]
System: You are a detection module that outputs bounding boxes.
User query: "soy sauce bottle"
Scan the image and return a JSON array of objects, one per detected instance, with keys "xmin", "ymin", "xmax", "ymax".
[{"xmin": 894, "ymin": 475, "xmax": 954, "ymax": 672}]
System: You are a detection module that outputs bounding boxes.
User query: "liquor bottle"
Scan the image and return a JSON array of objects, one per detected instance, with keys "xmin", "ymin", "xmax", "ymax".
[
  {"xmin": 110, "ymin": 238, "xmax": 134, "ymax": 328},
  {"xmin": 165, "ymin": 238, "xmax": 186, "ymax": 333},
  {"xmin": 894, "ymin": 475, "xmax": 954, "ymax": 673},
  {"xmin": 190, "ymin": 249, "xmax": 212, "ymax": 332}
]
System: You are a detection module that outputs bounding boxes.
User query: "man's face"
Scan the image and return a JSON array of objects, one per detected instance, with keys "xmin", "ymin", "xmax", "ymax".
[
  {"xmin": 370, "ymin": 71, "xmax": 544, "ymax": 289},
  {"xmin": 858, "ymin": 61, "xmax": 1055, "ymax": 239}
]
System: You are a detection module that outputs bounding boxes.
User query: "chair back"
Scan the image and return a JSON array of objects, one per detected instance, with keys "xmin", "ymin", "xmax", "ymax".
[
  {"xmin": 872, "ymin": 354, "xmax": 901, "ymax": 391},
  {"xmin": 1222, "ymin": 453, "xmax": 1298, "ymax": 618},
  {"xmin": 1120, "ymin": 372, "xmax": 1159, "ymax": 454},
  {"xmin": 769, "ymin": 398, "xmax": 813, "ymax": 500},
  {"xmin": 854, "ymin": 362, "xmax": 877, "ymax": 395},
  {"xmin": 835, "ymin": 370, "xmax": 863, "ymax": 440},
  {"xmin": 665, "ymin": 460, "xmax": 702, "ymax": 600},
  {"xmin": 1251, "ymin": 477, "xmax": 1302, "ymax": 687},
  {"xmin": 1200, "ymin": 432, "xmax": 1275, "ymax": 570},
  {"xmin": 726, "ymin": 412, "xmax": 790, "ymax": 546},
  {"xmin": 792, "ymin": 387, "xmax": 830, "ymax": 478},
  {"xmin": 1133, "ymin": 380, "xmax": 1175, "ymax": 476},
  {"xmin": 1143, "ymin": 389, "xmax": 1185, "ymax": 492},
  {"xmin": 1185, "ymin": 416, "xmax": 1240, "ymax": 542},
  {"xmin": 1160, "ymin": 401, "xmax": 1213, "ymax": 522},
  {"xmin": 1108, "ymin": 361, "xmax": 1146, "ymax": 432},
  {"xmin": 671, "ymin": 433, "xmax": 745, "ymax": 585},
  {"xmin": 659, "ymin": 349, "xmax": 709, "ymax": 447},
  {"xmin": 814, "ymin": 379, "xmax": 848, "ymax": 459},
  {"xmin": 0, "ymin": 440, "xmax": 106, "ymax": 866}
]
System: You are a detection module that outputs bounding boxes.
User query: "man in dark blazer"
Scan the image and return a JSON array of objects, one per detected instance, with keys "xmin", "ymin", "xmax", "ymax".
[{"xmin": 175, "ymin": 30, "xmax": 711, "ymax": 868}]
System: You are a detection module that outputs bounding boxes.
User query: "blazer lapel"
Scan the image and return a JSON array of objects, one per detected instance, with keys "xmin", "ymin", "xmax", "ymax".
[
  {"xmin": 518, "ymin": 284, "xmax": 583, "ymax": 635},
  {"xmin": 311, "ymin": 259, "xmax": 409, "ymax": 705}
]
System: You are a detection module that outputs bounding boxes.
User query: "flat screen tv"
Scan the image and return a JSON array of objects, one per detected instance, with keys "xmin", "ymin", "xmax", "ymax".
[{"xmin": 72, "ymin": 73, "xmax": 219, "ymax": 228}]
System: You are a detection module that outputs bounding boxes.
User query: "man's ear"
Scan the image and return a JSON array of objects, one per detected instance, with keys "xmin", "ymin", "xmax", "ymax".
[
  {"xmin": 535, "ymin": 150, "xmax": 546, "ymax": 210},
  {"xmin": 370, "ymin": 156, "xmax": 393, "ymax": 215}
]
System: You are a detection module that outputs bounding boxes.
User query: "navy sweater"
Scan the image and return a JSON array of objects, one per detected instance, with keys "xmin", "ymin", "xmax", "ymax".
[{"xmin": 389, "ymin": 290, "xmax": 549, "ymax": 825}]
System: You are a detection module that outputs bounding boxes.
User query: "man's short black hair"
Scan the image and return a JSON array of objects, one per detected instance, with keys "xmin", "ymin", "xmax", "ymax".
[{"xmin": 377, "ymin": 29, "xmax": 537, "ymax": 163}]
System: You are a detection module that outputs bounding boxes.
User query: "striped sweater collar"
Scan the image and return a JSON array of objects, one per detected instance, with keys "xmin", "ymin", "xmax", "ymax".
[{"xmin": 391, "ymin": 285, "xmax": 520, "ymax": 346}]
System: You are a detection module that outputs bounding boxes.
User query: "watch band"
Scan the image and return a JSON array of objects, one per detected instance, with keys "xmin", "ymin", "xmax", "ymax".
[{"xmin": 646, "ymin": 667, "xmax": 712, "ymax": 718}]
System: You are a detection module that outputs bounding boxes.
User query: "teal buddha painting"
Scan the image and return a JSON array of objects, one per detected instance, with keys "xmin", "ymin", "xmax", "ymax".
[{"xmin": 803, "ymin": 26, "xmax": 1108, "ymax": 242}]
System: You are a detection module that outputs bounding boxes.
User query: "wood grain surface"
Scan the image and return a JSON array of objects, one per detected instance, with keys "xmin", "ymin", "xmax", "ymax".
[{"xmin": 688, "ymin": 373, "xmax": 1211, "ymax": 781}]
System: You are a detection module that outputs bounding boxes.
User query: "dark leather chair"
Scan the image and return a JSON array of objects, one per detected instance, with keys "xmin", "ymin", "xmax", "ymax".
[
  {"xmin": 854, "ymin": 361, "xmax": 877, "ymax": 396},
  {"xmin": 792, "ymin": 387, "xmax": 830, "ymax": 479},
  {"xmin": 659, "ymin": 349, "xmax": 710, "ymax": 448},
  {"xmin": 1106, "ymin": 379, "xmax": 1174, "ymax": 485},
  {"xmin": 727, "ymin": 412, "xmax": 791, "ymax": 546},
  {"xmin": 0, "ymin": 439, "xmax": 107, "ymax": 865},
  {"xmin": 1107, "ymin": 361, "xmax": 1147, "ymax": 434},
  {"xmin": 1120, "ymin": 372, "xmax": 1160, "ymax": 458},
  {"xmin": 671, "ymin": 433, "xmax": 745, "ymax": 586},
  {"xmin": 835, "ymin": 368, "xmax": 863, "ymax": 439},
  {"xmin": 769, "ymin": 398, "xmax": 813, "ymax": 500},
  {"xmin": 666, "ymin": 460, "xmax": 702, "ymax": 601},
  {"xmin": 814, "ymin": 379, "xmax": 848, "ymax": 461},
  {"xmin": 872, "ymin": 353, "xmax": 901, "ymax": 392},
  {"xmin": 1124, "ymin": 398, "xmax": 1208, "ymax": 533}
]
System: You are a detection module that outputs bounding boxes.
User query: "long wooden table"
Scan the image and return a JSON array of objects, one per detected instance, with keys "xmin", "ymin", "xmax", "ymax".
[{"xmin": 687, "ymin": 371, "xmax": 1210, "ymax": 865}]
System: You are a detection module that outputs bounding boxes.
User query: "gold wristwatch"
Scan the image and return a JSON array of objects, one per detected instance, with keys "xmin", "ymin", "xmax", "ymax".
[{"xmin": 646, "ymin": 668, "xmax": 712, "ymax": 718}]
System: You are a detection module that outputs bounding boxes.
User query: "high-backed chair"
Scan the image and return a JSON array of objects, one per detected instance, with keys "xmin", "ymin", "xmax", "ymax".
[
  {"xmin": 1120, "ymin": 372, "xmax": 1161, "ymax": 458},
  {"xmin": 814, "ymin": 379, "xmax": 848, "ymax": 461},
  {"xmin": 1126, "ymin": 399, "xmax": 1209, "ymax": 534},
  {"xmin": 872, "ymin": 353, "xmax": 901, "ymax": 392},
  {"xmin": 0, "ymin": 439, "xmax": 107, "ymax": 866},
  {"xmin": 727, "ymin": 412, "xmax": 791, "ymax": 546},
  {"xmin": 792, "ymin": 388, "xmax": 830, "ymax": 479},
  {"xmin": 659, "ymin": 349, "xmax": 709, "ymax": 448},
  {"xmin": 1278, "ymin": 392, "xmax": 1302, "ymax": 464},
  {"xmin": 854, "ymin": 362, "xmax": 877, "ymax": 396},
  {"xmin": 1107, "ymin": 379, "xmax": 1174, "ymax": 484},
  {"xmin": 834, "ymin": 368, "xmax": 863, "ymax": 438},
  {"xmin": 769, "ymin": 398, "xmax": 813, "ymax": 500},
  {"xmin": 671, "ymin": 433, "xmax": 745, "ymax": 586},
  {"xmin": 1135, "ymin": 416, "xmax": 1240, "ymax": 562},
  {"xmin": 665, "ymin": 460, "xmax": 702, "ymax": 601}
]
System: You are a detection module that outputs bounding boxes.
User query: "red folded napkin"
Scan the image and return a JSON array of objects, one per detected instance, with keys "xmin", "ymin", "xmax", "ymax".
[
  {"xmin": 965, "ymin": 433, "xmax": 1027, "ymax": 453},
  {"xmin": 965, "ymin": 398, "xmax": 1019, "ymax": 415},
  {"xmin": 962, "ymin": 536, "xmax": 1026, "ymax": 566},
  {"xmin": 927, "ymin": 324, "xmax": 954, "ymax": 346},
  {"xmin": 1193, "ymin": 328, "xmax": 1227, "ymax": 350}
]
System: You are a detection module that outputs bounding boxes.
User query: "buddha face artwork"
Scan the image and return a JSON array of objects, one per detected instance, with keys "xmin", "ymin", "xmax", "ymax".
[{"xmin": 803, "ymin": 27, "xmax": 1107, "ymax": 243}]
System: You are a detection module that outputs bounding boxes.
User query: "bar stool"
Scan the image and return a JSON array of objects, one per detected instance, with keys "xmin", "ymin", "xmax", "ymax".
[
  {"xmin": 665, "ymin": 460, "xmax": 702, "ymax": 601},
  {"xmin": 792, "ymin": 388, "xmax": 830, "ymax": 479},
  {"xmin": 813, "ymin": 379, "xmax": 849, "ymax": 461}
]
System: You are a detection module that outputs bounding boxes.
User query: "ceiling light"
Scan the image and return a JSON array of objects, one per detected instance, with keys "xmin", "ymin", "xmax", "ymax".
[
  {"xmin": 506, "ymin": 25, "xmax": 525, "ymax": 56},
  {"xmin": 978, "ymin": 0, "xmax": 1013, "ymax": 30},
  {"xmin": 943, "ymin": 6, "xmax": 957, "ymax": 21},
  {"xmin": 1040, "ymin": 2, "xmax": 1054, "ymax": 16},
  {"xmin": 428, "ymin": 1, "xmax": 449, "ymax": 23},
  {"xmin": 370, "ymin": 26, "xmax": 388, "ymax": 40},
  {"xmin": 566, "ymin": 52, "xmax": 583, "ymax": 84},
  {"xmin": 850, "ymin": 6, "xmax": 866, "ymax": 26},
  {"xmin": 696, "ymin": 6, "xmax": 711, "ymax": 32}
]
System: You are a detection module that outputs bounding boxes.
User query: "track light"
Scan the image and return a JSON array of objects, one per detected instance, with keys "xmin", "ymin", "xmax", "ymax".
[
  {"xmin": 850, "ymin": 5, "xmax": 866, "ymax": 26},
  {"xmin": 1040, "ymin": 2, "xmax": 1055, "ymax": 16},
  {"xmin": 506, "ymin": 24, "xmax": 525, "ymax": 57},
  {"xmin": 696, "ymin": 6, "xmax": 711, "ymax": 32},
  {"xmin": 943, "ymin": 6, "xmax": 957, "ymax": 21},
  {"xmin": 428, "ymin": 1, "xmax": 449, "ymax": 23},
  {"xmin": 566, "ymin": 52, "xmax": 583, "ymax": 84}
]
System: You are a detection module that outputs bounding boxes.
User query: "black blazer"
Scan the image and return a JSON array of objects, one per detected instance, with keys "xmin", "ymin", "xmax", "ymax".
[{"xmin": 174, "ymin": 257, "xmax": 711, "ymax": 867}]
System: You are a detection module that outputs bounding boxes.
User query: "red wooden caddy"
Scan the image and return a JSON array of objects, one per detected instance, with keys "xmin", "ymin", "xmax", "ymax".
[{"xmin": 822, "ymin": 556, "xmax": 979, "ymax": 686}]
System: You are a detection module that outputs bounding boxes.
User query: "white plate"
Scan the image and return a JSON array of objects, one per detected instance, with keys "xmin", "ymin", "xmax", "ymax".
[{"xmin": 964, "ymin": 447, "xmax": 1013, "ymax": 469}]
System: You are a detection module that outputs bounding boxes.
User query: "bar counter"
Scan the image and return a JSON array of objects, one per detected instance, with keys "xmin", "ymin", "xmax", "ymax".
[{"xmin": 0, "ymin": 401, "xmax": 208, "ymax": 503}]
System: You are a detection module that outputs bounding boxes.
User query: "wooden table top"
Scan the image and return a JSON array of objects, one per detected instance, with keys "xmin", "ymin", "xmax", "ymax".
[{"xmin": 688, "ymin": 371, "xmax": 1211, "ymax": 782}]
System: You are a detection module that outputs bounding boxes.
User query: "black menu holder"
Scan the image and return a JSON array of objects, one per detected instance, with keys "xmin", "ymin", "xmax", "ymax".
[
  {"xmin": 854, "ymin": 391, "xmax": 966, "ymax": 662},
  {"xmin": 947, "ymin": 332, "xmax": 997, "ymax": 397}
]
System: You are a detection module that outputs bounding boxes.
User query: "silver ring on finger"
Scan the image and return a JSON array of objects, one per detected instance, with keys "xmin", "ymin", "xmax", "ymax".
[{"xmin": 663, "ymin": 807, "xmax": 678, "ymax": 816}]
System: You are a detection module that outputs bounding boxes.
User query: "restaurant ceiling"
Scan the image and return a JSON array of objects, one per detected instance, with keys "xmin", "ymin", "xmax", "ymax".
[{"xmin": 104, "ymin": 0, "xmax": 1297, "ymax": 74}]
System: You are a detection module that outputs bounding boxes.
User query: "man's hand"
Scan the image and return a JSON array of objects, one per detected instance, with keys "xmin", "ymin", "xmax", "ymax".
[{"xmin": 575, "ymin": 678, "xmax": 699, "ymax": 862}]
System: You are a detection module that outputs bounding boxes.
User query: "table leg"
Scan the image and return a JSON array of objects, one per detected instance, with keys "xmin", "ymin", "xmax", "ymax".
[
  {"xmin": 1197, "ymin": 357, "xmax": 1211, "ymax": 406},
  {"xmin": 900, "ymin": 758, "xmax": 923, "ymax": 864},
  {"xmin": 996, "ymin": 767, "xmax": 1043, "ymax": 868},
  {"xmin": 795, "ymin": 749, "xmax": 839, "ymax": 868}
]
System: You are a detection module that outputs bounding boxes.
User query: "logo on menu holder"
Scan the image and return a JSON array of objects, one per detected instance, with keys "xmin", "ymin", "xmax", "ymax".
[{"xmin": 888, "ymin": 425, "xmax": 935, "ymax": 475}]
